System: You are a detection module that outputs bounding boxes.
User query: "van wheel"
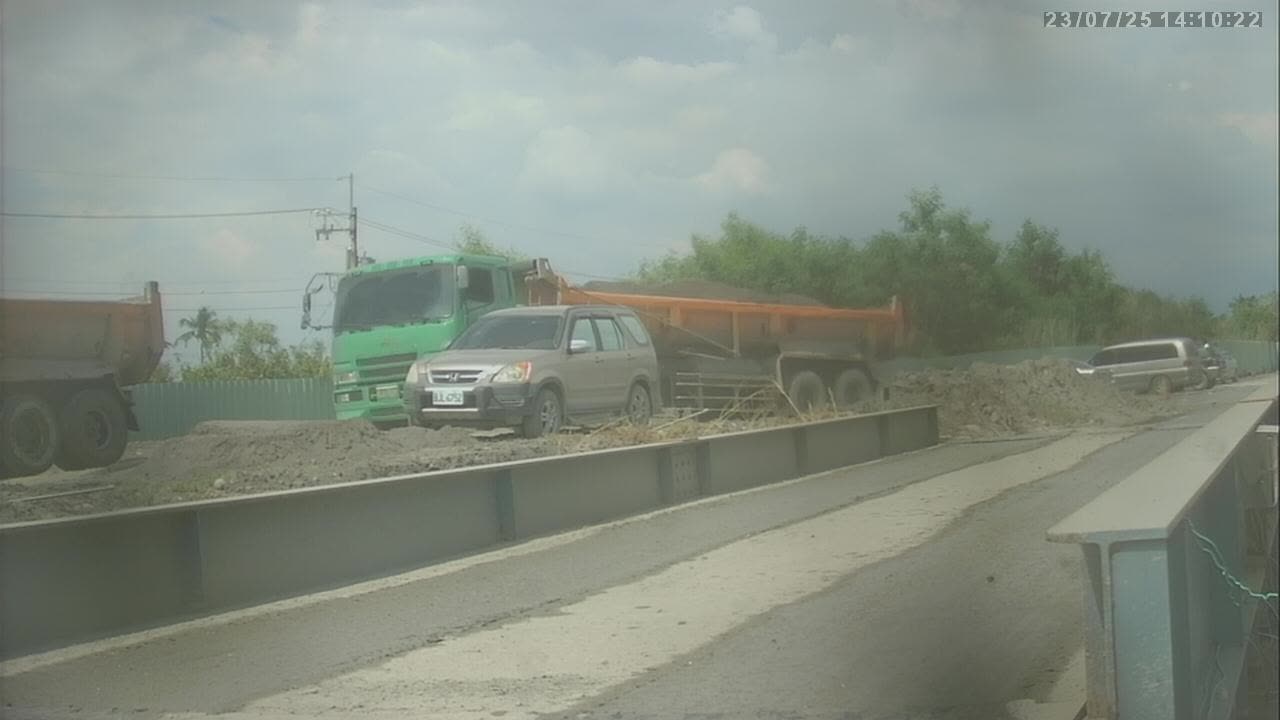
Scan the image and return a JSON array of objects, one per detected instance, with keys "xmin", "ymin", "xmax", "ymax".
[
  {"xmin": 55, "ymin": 389, "xmax": 129, "ymax": 471},
  {"xmin": 1149, "ymin": 375, "xmax": 1173, "ymax": 396},
  {"xmin": 0, "ymin": 394, "xmax": 60, "ymax": 477},
  {"xmin": 1190, "ymin": 370, "xmax": 1212, "ymax": 391},
  {"xmin": 626, "ymin": 383, "xmax": 653, "ymax": 425},
  {"xmin": 832, "ymin": 369, "xmax": 872, "ymax": 410},
  {"xmin": 521, "ymin": 387, "xmax": 563, "ymax": 438},
  {"xmin": 787, "ymin": 371, "xmax": 828, "ymax": 414}
]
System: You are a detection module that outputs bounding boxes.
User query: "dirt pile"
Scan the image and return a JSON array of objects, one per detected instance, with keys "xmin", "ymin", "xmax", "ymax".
[
  {"xmin": 888, "ymin": 358, "xmax": 1168, "ymax": 438},
  {"xmin": 581, "ymin": 279, "xmax": 825, "ymax": 307}
]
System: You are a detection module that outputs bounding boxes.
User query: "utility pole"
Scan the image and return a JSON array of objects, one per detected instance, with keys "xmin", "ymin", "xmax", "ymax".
[{"xmin": 315, "ymin": 172, "xmax": 359, "ymax": 269}]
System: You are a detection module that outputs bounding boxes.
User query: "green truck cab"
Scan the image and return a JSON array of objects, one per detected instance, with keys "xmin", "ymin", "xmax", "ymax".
[{"xmin": 302, "ymin": 254, "xmax": 548, "ymax": 427}]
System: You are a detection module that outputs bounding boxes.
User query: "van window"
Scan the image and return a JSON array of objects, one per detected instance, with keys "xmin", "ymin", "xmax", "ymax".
[{"xmin": 617, "ymin": 314, "xmax": 652, "ymax": 346}]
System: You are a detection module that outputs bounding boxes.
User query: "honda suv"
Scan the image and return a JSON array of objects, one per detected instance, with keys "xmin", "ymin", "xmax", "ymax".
[{"xmin": 403, "ymin": 305, "xmax": 661, "ymax": 437}]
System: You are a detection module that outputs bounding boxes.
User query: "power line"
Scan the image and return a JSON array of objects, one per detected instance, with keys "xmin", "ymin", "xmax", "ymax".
[
  {"xmin": 2, "ymin": 165, "xmax": 339, "ymax": 183},
  {"xmin": 360, "ymin": 216, "xmax": 455, "ymax": 250},
  {"xmin": 365, "ymin": 186, "xmax": 673, "ymax": 251},
  {"xmin": 1, "ymin": 207, "xmax": 327, "ymax": 220},
  {"xmin": 4, "ymin": 277, "xmax": 300, "ymax": 287},
  {"xmin": 3, "ymin": 288, "xmax": 301, "ymax": 297},
  {"xmin": 164, "ymin": 305, "xmax": 298, "ymax": 313}
]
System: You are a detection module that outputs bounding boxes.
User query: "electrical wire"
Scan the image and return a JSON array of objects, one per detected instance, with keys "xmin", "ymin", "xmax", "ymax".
[
  {"xmin": 2, "ymin": 165, "xmax": 338, "ymax": 183},
  {"xmin": 365, "ymin": 185, "xmax": 674, "ymax": 251},
  {"xmin": 1, "ymin": 207, "xmax": 326, "ymax": 220},
  {"xmin": 1187, "ymin": 520, "xmax": 1280, "ymax": 613},
  {"xmin": 3, "ymin": 288, "xmax": 301, "ymax": 297},
  {"xmin": 359, "ymin": 216, "xmax": 454, "ymax": 250}
]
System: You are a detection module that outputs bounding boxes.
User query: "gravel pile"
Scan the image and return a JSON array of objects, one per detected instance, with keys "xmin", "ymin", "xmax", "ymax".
[{"xmin": 889, "ymin": 358, "xmax": 1169, "ymax": 438}]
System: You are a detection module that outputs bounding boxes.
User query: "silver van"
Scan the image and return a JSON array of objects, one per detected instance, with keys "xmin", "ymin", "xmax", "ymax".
[
  {"xmin": 1085, "ymin": 337, "xmax": 1212, "ymax": 394},
  {"xmin": 403, "ymin": 305, "xmax": 662, "ymax": 437}
]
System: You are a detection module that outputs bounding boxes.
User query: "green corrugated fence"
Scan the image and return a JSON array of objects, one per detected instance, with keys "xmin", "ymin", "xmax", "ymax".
[
  {"xmin": 125, "ymin": 341, "xmax": 1278, "ymax": 441},
  {"xmin": 1215, "ymin": 340, "xmax": 1279, "ymax": 375},
  {"xmin": 129, "ymin": 378, "xmax": 335, "ymax": 441}
]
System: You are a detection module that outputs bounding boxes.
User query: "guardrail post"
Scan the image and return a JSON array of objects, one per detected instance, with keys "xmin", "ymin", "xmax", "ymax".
[
  {"xmin": 694, "ymin": 440, "xmax": 712, "ymax": 497},
  {"xmin": 179, "ymin": 509, "xmax": 208, "ymax": 609},
  {"xmin": 494, "ymin": 469, "xmax": 516, "ymax": 542},
  {"xmin": 793, "ymin": 426, "xmax": 810, "ymax": 477},
  {"xmin": 656, "ymin": 447, "xmax": 676, "ymax": 506}
]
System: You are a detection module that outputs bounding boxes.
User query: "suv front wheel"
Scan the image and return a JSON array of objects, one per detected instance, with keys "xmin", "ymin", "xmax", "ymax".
[{"xmin": 522, "ymin": 387, "xmax": 563, "ymax": 438}]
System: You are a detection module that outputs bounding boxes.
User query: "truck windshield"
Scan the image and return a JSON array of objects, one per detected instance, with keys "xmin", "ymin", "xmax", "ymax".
[
  {"xmin": 450, "ymin": 315, "xmax": 563, "ymax": 350},
  {"xmin": 333, "ymin": 265, "xmax": 454, "ymax": 334}
]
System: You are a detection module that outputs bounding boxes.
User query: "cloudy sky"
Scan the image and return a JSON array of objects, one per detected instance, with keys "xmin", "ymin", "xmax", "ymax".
[{"xmin": 1, "ymin": 0, "xmax": 1276, "ymax": 359}]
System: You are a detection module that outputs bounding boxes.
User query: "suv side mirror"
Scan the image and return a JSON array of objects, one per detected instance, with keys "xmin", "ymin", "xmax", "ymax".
[{"xmin": 568, "ymin": 339, "xmax": 591, "ymax": 354}]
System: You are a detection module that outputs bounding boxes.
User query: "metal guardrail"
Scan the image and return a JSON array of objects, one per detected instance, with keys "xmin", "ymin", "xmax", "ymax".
[
  {"xmin": 0, "ymin": 404, "xmax": 938, "ymax": 658},
  {"xmin": 1048, "ymin": 379, "xmax": 1279, "ymax": 719}
]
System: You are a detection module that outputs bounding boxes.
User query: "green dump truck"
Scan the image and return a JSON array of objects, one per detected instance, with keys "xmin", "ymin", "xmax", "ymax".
[{"xmin": 302, "ymin": 255, "xmax": 554, "ymax": 426}]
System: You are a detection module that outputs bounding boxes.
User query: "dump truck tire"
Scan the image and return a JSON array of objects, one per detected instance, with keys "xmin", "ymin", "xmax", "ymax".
[
  {"xmin": 787, "ymin": 371, "xmax": 828, "ymax": 414},
  {"xmin": 54, "ymin": 388, "xmax": 129, "ymax": 471},
  {"xmin": 832, "ymin": 368, "xmax": 872, "ymax": 409},
  {"xmin": 0, "ymin": 393, "xmax": 60, "ymax": 477}
]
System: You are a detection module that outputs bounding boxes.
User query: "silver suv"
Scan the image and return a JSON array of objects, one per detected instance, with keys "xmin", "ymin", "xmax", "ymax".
[
  {"xmin": 1084, "ymin": 337, "xmax": 1212, "ymax": 394},
  {"xmin": 403, "ymin": 305, "xmax": 661, "ymax": 437}
]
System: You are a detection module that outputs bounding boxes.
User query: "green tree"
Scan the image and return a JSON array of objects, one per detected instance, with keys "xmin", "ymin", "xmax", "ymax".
[
  {"xmin": 1220, "ymin": 292, "xmax": 1279, "ymax": 340},
  {"xmin": 182, "ymin": 319, "xmax": 331, "ymax": 381},
  {"xmin": 175, "ymin": 307, "xmax": 225, "ymax": 363},
  {"xmin": 454, "ymin": 223, "xmax": 526, "ymax": 259}
]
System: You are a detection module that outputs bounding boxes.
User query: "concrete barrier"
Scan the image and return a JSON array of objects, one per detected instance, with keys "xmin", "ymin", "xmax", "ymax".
[{"xmin": 0, "ymin": 404, "xmax": 938, "ymax": 658}]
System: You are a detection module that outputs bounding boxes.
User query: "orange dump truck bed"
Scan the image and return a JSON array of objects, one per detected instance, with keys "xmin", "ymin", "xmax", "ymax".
[
  {"xmin": 0, "ymin": 282, "xmax": 165, "ymax": 386},
  {"xmin": 0, "ymin": 282, "xmax": 164, "ymax": 478},
  {"xmin": 556, "ymin": 284, "xmax": 906, "ymax": 361}
]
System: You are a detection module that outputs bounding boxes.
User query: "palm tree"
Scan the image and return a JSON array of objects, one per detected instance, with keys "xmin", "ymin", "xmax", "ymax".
[{"xmin": 176, "ymin": 307, "xmax": 224, "ymax": 364}]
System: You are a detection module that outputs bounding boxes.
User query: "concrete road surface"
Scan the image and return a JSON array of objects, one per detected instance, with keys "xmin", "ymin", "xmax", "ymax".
[{"xmin": 0, "ymin": 383, "xmax": 1263, "ymax": 720}]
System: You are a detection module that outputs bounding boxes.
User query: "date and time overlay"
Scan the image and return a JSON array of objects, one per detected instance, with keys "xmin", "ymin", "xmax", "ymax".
[{"xmin": 1043, "ymin": 10, "xmax": 1264, "ymax": 27}]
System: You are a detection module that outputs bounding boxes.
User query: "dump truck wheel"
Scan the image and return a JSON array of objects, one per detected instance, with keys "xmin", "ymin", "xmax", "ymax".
[
  {"xmin": 832, "ymin": 368, "xmax": 872, "ymax": 409},
  {"xmin": 55, "ymin": 389, "xmax": 129, "ymax": 471},
  {"xmin": 0, "ymin": 394, "xmax": 60, "ymax": 477},
  {"xmin": 787, "ymin": 371, "xmax": 828, "ymax": 414}
]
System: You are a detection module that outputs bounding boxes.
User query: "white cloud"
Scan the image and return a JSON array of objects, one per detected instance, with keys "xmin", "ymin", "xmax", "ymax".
[
  {"xmin": 711, "ymin": 6, "xmax": 778, "ymax": 52},
  {"xmin": 696, "ymin": 148, "xmax": 771, "ymax": 194},
  {"xmin": 619, "ymin": 56, "xmax": 735, "ymax": 89},
  {"xmin": 446, "ymin": 92, "xmax": 548, "ymax": 132},
  {"xmin": 831, "ymin": 33, "xmax": 858, "ymax": 55},
  {"xmin": 518, "ymin": 126, "xmax": 616, "ymax": 193},
  {"xmin": 1216, "ymin": 112, "xmax": 1279, "ymax": 150},
  {"xmin": 202, "ymin": 228, "xmax": 257, "ymax": 269}
]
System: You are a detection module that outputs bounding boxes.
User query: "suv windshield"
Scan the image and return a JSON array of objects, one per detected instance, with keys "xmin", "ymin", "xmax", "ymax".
[
  {"xmin": 450, "ymin": 314, "xmax": 563, "ymax": 350},
  {"xmin": 333, "ymin": 265, "xmax": 454, "ymax": 334}
]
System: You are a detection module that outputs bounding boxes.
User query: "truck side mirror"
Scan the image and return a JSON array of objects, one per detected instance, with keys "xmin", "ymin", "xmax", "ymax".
[
  {"xmin": 301, "ymin": 294, "xmax": 312, "ymax": 329},
  {"xmin": 456, "ymin": 265, "xmax": 470, "ymax": 291}
]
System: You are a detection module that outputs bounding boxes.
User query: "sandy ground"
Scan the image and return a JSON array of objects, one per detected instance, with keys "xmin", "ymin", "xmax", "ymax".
[{"xmin": 0, "ymin": 360, "xmax": 1237, "ymax": 524}]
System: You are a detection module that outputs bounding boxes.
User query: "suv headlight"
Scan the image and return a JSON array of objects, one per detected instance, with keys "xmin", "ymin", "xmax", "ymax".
[
  {"xmin": 405, "ymin": 362, "xmax": 424, "ymax": 385},
  {"xmin": 492, "ymin": 361, "xmax": 532, "ymax": 384}
]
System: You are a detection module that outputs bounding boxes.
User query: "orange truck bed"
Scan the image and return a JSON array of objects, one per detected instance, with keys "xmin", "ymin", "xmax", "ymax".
[
  {"xmin": 555, "ymin": 284, "xmax": 906, "ymax": 360},
  {"xmin": 0, "ymin": 282, "xmax": 165, "ymax": 387}
]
